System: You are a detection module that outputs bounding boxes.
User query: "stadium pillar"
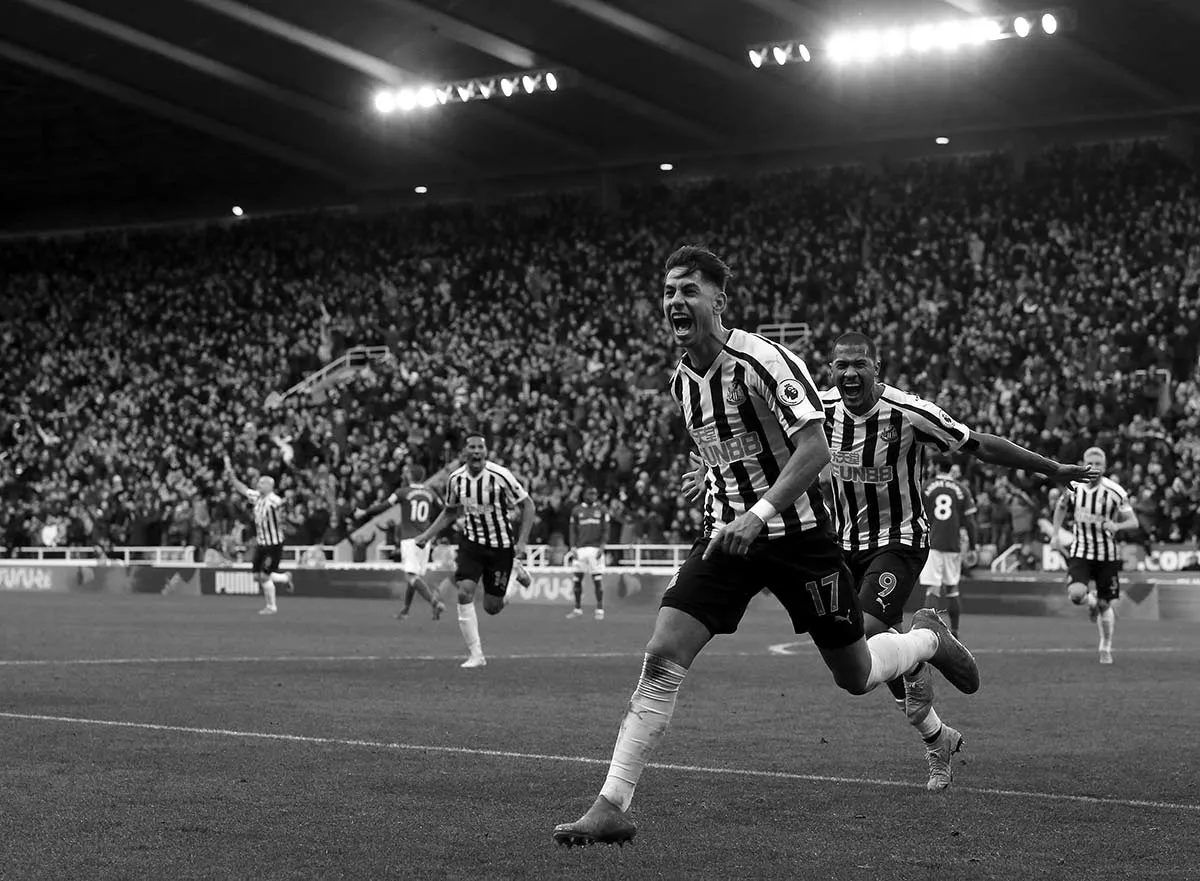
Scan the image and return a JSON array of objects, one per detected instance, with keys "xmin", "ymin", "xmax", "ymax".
[
  {"xmin": 1010, "ymin": 131, "xmax": 1035, "ymax": 181},
  {"xmin": 598, "ymin": 172, "xmax": 621, "ymax": 214},
  {"xmin": 1167, "ymin": 118, "xmax": 1197, "ymax": 168}
]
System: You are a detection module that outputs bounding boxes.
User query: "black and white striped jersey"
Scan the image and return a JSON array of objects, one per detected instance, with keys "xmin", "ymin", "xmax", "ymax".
[
  {"xmin": 1064, "ymin": 477, "xmax": 1130, "ymax": 562},
  {"xmin": 670, "ymin": 328, "xmax": 828, "ymax": 539},
  {"xmin": 446, "ymin": 462, "xmax": 529, "ymax": 548},
  {"xmin": 821, "ymin": 385, "xmax": 972, "ymax": 551},
  {"xmin": 246, "ymin": 489, "xmax": 285, "ymax": 546}
]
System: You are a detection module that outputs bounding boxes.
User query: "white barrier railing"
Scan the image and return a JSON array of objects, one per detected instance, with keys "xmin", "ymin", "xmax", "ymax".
[{"xmin": 5, "ymin": 544, "xmax": 694, "ymax": 569}]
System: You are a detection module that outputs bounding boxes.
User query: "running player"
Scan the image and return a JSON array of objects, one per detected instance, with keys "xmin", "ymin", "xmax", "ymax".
[
  {"xmin": 357, "ymin": 463, "xmax": 446, "ymax": 621},
  {"xmin": 1050, "ymin": 447, "xmax": 1139, "ymax": 664},
  {"xmin": 553, "ymin": 246, "xmax": 980, "ymax": 848},
  {"xmin": 412, "ymin": 431, "xmax": 534, "ymax": 668},
  {"xmin": 566, "ymin": 486, "xmax": 609, "ymax": 620},
  {"xmin": 921, "ymin": 456, "xmax": 978, "ymax": 638},
  {"xmin": 819, "ymin": 332, "xmax": 1095, "ymax": 789},
  {"xmin": 224, "ymin": 454, "xmax": 292, "ymax": 615}
]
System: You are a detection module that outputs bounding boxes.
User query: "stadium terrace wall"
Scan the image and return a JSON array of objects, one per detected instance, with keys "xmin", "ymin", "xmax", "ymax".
[{"xmin": 4, "ymin": 561, "xmax": 1200, "ymax": 623}]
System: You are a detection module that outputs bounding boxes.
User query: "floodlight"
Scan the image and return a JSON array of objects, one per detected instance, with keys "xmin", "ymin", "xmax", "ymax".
[
  {"xmin": 414, "ymin": 186, "xmax": 428, "ymax": 194},
  {"xmin": 417, "ymin": 87, "xmax": 437, "ymax": 107},
  {"xmin": 659, "ymin": 162, "xmax": 674, "ymax": 172},
  {"xmin": 748, "ymin": 48, "xmax": 764, "ymax": 68},
  {"xmin": 935, "ymin": 136, "xmax": 950, "ymax": 145},
  {"xmin": 522, "ymin": 75, "xmax": 536, "ymax": 93},
  {"xmin": 501, "ymin": 77, "xmax": 517, "ymax": 97},
  {"xmin": 772, "ymin": 45, "xmax": 789, "ymax": 65},
  {"xmin": 1014, "ymin": 15, "xmax": 1032, "ymax": 37},
  {"xmin": 231, "ymin": 206, "xmax": 244, "ymax": 217},
  {"xmin": 546, "ymin": 72, "xmax": 559, "ymax": 91},
  {"xmin": 881, "ymin": 29, "xmax": 906, "ymax": 56},
  {"xmin": 397, "ymin": 89, "xmax": 417, "ymax": 111},
  {"xmin": 909, "ymin": 24, "xmax": 937, "ymax": 53},
  {"xmin": 373, "ymin": 89, "xmax": 396, "ymax": 114},
  {"xmin": 478, "ymin": 80, "xmax": 496, "ymax": 99},
  {"xmin": 1041, "ymin": 12, "xmax": 1058, "ymax": 34},
  {"xmin": 797, "ymin": 43, "xmax": 811, "ymax": 62}
]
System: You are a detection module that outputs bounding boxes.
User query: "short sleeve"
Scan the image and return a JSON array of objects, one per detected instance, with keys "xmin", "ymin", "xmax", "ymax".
[
  {"xmin": 743, "ymin": 339, "xmax": 824, "ymax": 436},
  {"xmin": 891, "ymin": 390, "xmax": 971, "ymax": 452}
]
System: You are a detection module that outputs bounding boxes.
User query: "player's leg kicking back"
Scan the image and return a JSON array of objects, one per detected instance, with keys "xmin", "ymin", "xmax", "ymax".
[
  {"xmin": 850, "ymin": 547, "xmax": 963, "ymax": 791},
  {"xmin": 394, "ymin": 538, "xmax": 445, "ymax": 621}
]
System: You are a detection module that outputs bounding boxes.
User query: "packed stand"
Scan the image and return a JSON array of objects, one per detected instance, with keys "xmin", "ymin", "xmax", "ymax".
[{"xmin": 2, "ymin": 141, "xmax": 1198, "ymax": 561}]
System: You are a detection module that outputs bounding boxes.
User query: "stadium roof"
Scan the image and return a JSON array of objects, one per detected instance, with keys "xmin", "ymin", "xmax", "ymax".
[{"xmin": 3, "ymin": 0, "xmax": 1200, "ymax": 230}]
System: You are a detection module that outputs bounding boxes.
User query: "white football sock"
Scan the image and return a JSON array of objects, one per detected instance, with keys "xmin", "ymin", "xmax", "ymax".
[
  {"xmin": 599, "ymin": 654, "xmax": 688, "ymax": 812},
  {"xmin": 1098, "ymin": 607, "xmax": 1115, "ymax": 651},
  {"xmin": 263, "ymin": 581, "xmax": 276, "ymax": 610},
  {"xmin": 916, "ymin": 707, "xmax": 943, "ymax": 741},
  {"xmin": 457, "ymin": 601, "xmax": 483, "ymax": 657},
  {"xmin": 865, "ymin": 630, "xmax": 938, "ymax": 691}
]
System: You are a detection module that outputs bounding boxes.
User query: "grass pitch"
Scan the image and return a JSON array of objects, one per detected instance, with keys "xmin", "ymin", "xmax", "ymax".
[{"xmin": 1, "ymin": 591, "xmax": 1197, "ymax": 880}]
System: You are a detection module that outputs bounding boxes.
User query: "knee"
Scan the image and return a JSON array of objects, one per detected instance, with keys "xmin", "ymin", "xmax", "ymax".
[
  {"xmin": 834, "ymin": 671, "xmax": 871, "ymax": 696},
  {"xmin": 482, "ymin": 596, "xmax": 504, "ymax": 615},
  {"xmin": 644, "ymin": 636, "xmax": 691, "ymax": 668}
]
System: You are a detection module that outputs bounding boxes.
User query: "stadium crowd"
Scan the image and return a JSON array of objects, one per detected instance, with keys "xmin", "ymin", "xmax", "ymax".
[{"xmin": 2, "ymin": 140, "xmax": 1198, "ymax": 559}]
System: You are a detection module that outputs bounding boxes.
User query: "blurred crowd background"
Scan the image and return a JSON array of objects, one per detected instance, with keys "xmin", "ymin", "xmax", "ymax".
[{"xmin": 2, "ymin": 140, "xmax": 1198, "ymax": 562}]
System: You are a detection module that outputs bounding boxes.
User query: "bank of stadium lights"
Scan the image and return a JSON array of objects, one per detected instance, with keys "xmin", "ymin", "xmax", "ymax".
[
  {"xmin": 373, "ymin": 70, "xmax": 560, "ymax": 115},
  {"xmin": 747, "ymin": 8, "xmax": 1070, "ymax": 67}
]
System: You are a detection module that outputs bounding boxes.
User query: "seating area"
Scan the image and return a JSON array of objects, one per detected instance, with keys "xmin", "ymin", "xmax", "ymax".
[{"xmin": 2, "ymin": 140, "xmax": 1198, "ymax": 555}]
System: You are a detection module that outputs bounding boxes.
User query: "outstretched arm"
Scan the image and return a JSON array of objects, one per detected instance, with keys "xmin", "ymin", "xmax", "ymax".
[
  {"xmin": 1050, "ymin": 492, "xmax": 1070, "ymax": 555},
  {"xmin": 965, "ymin": 433, "xmax": 1098, "ymax": 483},
  {"xmin": 223, "ymin": 455, "xmax": 252, "ymax": 497}
]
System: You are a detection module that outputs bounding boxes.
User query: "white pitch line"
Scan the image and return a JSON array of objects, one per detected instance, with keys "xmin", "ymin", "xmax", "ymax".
[
  {"xmin": 0, "ymin": 710, "xmax": 1197, "ymax": 815},
  {"xmin": 0, "ymin": 644, "xmax": 1188, "ymax": 666}
]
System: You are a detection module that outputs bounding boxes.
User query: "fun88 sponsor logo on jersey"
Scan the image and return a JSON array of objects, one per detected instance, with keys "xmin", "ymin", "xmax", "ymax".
[{"xmin": 692, "ymin": 425, "xmax": 764, "ymax": 467}]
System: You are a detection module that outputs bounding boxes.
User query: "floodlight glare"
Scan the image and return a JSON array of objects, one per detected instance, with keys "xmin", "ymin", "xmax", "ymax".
[
  {"xmin": 797, "ymin": 43, "xmax": 812, "ymax": 62},
  {"xmin": 772, "ymin": 45, "xmax": 789, "ymax": 65},
  {"xmin": 935, "ymin": 136, "xmax": 950, "ymax": 145},
  {"xmin": 660, "ymin": 162, "xmax": 674, "ymax": 172},
  {"xmin": 882, "ymin": 28, "xmax": 906, "ymax": 56},
  {"xmin": 417, "ymin": 87, "xmax": 437, "ymax": 107},
  {"xmin": 748, "ymin": 48, "xmax": 764, "ymax": 68},
  {"xmin": 522, "ymin": 75, "xmax": 536, "ymax": 93},
  {"xmin": 501, "ymin": 77, "xmax": 516, "ymax": 97},
  {"xmin": 546, "ymin": 72, "xmax": 559, "ymax": 91},
  {"xmin": 910, "ymin": 24, "xmax": 937, "ymax": 53},
  {"xmin": 1014, "ymin": 15, "xmax": 1032, "ymax": 37},
  {"xmin": 1041, "ymin": 12, "xmax": 1058, "ymax": 34},
  {"xmin": 373, "ymin": 89, "xmax": 396, "ymax": 114},
  {"xmin": 414, "ymin": 186, "xmax": 428, "ymax": 194},
  {"xmin": 231, "ymin": 205, "xmax": 244, "ymax": 217},
  {"xmin": 397, "ymin": 89, "xmax": 417, "ymax": 111}
]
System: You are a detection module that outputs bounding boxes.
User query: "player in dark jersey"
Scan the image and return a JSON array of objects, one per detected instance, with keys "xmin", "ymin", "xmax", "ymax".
[
  {"xmin": 554, "ymin": 245, "xmax": 981, "ymax": 848},
  {"xmin": 818, "ymin": 332, "xmax": 1095, "ymax": 790},
  {"xmin": 1050, "ymin": 446, "xmax": 1139, "ymax": 664},
  {"xmin": 921, "ymin": 456, "xmax": 978, "ymax": 638},
  {"xmin": 567, "ymin": 486, "xmax": 609, "ymax": 620},
  {"xmin": 357, "ymin": 463, "xmax": 446, "ymax": 621}
]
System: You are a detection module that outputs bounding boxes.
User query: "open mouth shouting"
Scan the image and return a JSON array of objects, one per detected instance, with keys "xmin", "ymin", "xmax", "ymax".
[
  {"xmin": 668, "ymin": 309, "xmax": 695, "ymax": 341},
  {"xmin": 839, "ymin": 377, "xmax": 865, "ymax": 402}
]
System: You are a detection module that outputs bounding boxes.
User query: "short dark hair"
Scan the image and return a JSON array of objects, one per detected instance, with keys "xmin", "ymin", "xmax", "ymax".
[
  {"xmin": 664, "ymin": 245, "xmax": 733, "ymax": 292},
  {"xmin": 464, "ymin": 428, "xmax": 487, "ymax": 443},
  {"xmin": 832, "ymin": 331, "xmax": 878, "ymax": 361},
  {"xmin": 408, "ymin": 463, "xmax": 427, "ymax": 482}
]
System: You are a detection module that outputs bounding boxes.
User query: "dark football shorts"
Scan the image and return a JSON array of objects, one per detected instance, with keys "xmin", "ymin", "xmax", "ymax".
[
  {"xmin": 1067, "ymin": 558, "xmax": 1121, "ymax": 601},
  {"xmin": 251, "ymin": 543, "xmax": 284, "ymax": 576},
  {"xmin": 846, "ymin": 545, "xmax": 929, "ymax": 628},
  {"xmin": 455, "ymin": 539, "xmax": 515, "ymax": 598},
  {"xmin": 660, "ymin": 527, "xmax": 863, "ymax": 649}
]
